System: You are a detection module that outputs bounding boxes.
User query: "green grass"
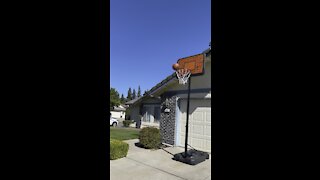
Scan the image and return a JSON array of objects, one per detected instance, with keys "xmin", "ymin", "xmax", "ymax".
[{"xmin": 110, "ymin": 127, "xmax": 140, "ymax": 141}]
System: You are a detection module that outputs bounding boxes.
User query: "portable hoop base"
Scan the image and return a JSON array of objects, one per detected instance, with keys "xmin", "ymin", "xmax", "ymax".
[{"xmin": 173, "ymin": 149, "xmax": 209, "ymax": 165}]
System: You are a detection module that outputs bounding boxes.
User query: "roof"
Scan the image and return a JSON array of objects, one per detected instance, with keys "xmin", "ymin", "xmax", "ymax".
[
  {"xmin": 112, "ymin": 106, "xmax": 126, "ymax": 111},
  {"xmin": 125, "ymin": 97, "xmax": 143, "ymax": 105},
  {"xmin": 146, "ymin": 73, "xmax": 177, "ymax": 96},
  {"xmin": 121, "ymin": 104, "xmax": 129, "ymax": 108},
  {"xmin": 203, "ymin": 47, "xmax": 211, "ymax": 55}
]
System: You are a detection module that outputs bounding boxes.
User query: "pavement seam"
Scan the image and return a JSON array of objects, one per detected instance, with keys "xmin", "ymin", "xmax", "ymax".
[
  {"xmin": 201, "ymin": 175, "xmax": 211, "ymax": 180},
  {"xmin": 125, "ymin": 157, "xmax": 187, "ymax": 180}
]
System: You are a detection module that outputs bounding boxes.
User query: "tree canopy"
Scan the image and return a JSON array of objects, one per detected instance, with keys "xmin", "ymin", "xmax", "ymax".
[
  {"xmin": 137, "ymin": 86, "xmax": 141, "ymax": 97},
  {"xmin": 132, "ymin": 89, "xmax": 136, "ymax": 99},
  {"xmin": 120, "ymin": 94, "xmax": 125, "ymax": 104},
  {"xmin": 127, "ymin": 88, "xmax": 132, "ymax": 101},
  {"xmin": 110, "ymin": 87, "xmax": 120, "ymax": 109}
]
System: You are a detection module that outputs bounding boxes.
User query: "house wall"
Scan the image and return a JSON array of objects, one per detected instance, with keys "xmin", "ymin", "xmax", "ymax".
[
  {"xmin": 160, "ymin": 95, "xmax": 177, "ymax": 145},
  {"xmin": 159, "ymin": 93, "xmax": 211, "ymax": 145}
]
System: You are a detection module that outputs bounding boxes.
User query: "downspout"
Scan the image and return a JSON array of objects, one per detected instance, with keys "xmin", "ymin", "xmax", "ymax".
[{"xmin": 174, "ymin": 96, "xmax": 180, "ymax": 146}]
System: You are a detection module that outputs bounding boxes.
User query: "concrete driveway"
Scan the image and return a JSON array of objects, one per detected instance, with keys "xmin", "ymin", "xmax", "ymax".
[{"xmin": 110, "ymin": 139, "xmax": 211, "ymax": 180}]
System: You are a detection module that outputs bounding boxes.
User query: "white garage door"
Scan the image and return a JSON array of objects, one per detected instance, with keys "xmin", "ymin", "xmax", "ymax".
[{"xmin": 179, "ymin": 99, "xmax": 211, "ymax": 152}]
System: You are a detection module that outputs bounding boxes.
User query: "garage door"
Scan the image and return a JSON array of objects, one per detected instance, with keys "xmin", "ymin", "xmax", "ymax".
[{"xmin": 179, "ymin": 99, "xmax": 211, "ymax": 152}]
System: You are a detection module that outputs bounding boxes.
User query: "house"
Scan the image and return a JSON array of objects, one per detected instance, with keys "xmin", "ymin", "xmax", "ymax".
[
  {"xmin": 110, "ymin": 104, "xmax": 127, "ymax": 119},
  {"xmin": 126, "ymin": 46, "xmax": 211, "ymax": 153}
]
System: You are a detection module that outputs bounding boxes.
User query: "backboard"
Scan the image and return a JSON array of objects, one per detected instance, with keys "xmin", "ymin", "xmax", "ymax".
[{"xmin": 176, "ymin": 53, "xmax": 204, "ymax": 75}]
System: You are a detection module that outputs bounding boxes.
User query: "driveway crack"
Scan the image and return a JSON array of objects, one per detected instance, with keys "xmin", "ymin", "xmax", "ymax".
[{"xmin": 201, "ymin": 175, "xmax": 211, "ymax": 180}]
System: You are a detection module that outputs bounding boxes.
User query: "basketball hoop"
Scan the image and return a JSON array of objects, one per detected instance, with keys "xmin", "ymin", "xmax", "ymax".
[
  {"xmin": 171, "ymin": 53, "xmax": 209, "ymax": 165},
  {"xmin": 176, "ymin": 69, "xmax": 191, "ymax": 85}
]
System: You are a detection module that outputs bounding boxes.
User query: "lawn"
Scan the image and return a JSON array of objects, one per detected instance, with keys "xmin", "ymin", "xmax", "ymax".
[{"xmin": 110, "ymin": 127, "xmax": 140, "ymax": 141}]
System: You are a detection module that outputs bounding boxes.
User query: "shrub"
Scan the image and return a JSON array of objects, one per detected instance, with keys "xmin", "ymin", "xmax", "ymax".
[
  {"xmin": 139, "ymin": 127, "xmax": 161, "ymax": 149},
  {"xmin": 123, "ymin": 120, "xmax": 133, "ymax": 127},
  {"xmin": 110, "ymin": 139, "xmax": 129, "ymax": 160}
]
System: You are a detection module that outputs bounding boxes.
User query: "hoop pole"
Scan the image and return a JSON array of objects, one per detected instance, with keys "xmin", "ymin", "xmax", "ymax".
[{"xmin": 184, "ymin": 76, "xmax": 191, "ymax": 157}]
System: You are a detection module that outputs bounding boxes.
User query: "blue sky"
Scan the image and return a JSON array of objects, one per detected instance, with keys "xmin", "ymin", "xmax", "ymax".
[{"xmin": 110, "ymin": 0, "xmax": 211, "ymax": 97}]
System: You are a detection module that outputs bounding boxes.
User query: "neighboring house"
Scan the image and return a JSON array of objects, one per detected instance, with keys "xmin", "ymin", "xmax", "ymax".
[
  {"xmin": 110, "ymin": 104, "xmax": 127, "ymax": 119},
  {"xmin": 126, "ymin": 46, "xmax": 211, "ymax": 153}
]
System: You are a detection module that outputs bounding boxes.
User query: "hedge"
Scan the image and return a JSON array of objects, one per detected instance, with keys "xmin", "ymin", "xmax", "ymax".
[
  {"xmin": 123, "ymin": 120, "xmax": 133, "ymax": 127},
  {"xmin": 110, "ymin": 139, "xmax": 129, "ymax": 160},
  {"xmin": 139, "ymin": 127, "xmax": 161, "ymax": 149}
]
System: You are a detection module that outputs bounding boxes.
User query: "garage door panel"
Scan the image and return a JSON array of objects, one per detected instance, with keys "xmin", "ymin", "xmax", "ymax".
[
  {"xmin": 206, "ymin": 112, "xmax": 211, "ymax": 123},
  {"xmin": 180, "ymin": 136, "xmax": 205, "ymax": 146},
  {"xmin": 192, "ymin": 124, "xmax": 203, "ymax": 134},
  {"xmin": 190, "ymin": 137, "xmax": 203, "ymax": 148},
  {"xmin": 204, "ymin": 126, "xmax": 211, "ymax": 136},
  {"xmin": 179, "ymin": 99, "xmax": 211, "ymax": 152},
  {"xmin": 205, "ymin": 140, "xmax": 211, "ymax": 151},
  {"xmin": 180, "ymin": 137, "xmax": 210, "ymax": 152},
  {"xmin": 193, "ymin": 112, "xmax": 204, "ymax": 122}
]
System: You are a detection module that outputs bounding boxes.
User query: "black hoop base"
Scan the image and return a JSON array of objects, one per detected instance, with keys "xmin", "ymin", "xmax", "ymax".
[{"xmin": 173, "ymin": 149, "xmax": 209, "ymax": 165}]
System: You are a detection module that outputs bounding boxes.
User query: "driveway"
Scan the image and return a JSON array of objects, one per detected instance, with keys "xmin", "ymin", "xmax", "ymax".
[{"xmin": 110, "ymin": 139, "xmax": 211, "ymax": 180}]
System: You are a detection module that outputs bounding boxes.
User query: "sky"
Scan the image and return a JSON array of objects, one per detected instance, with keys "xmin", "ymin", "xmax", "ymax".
[{"xmin": 110, "ymin": 0, "xmax": 211, "ymax": 97}]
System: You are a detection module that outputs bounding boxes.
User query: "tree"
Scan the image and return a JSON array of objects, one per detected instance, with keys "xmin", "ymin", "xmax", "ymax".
[
  {"xmin": 120, "ymin": 94, "xmax": 125, "ymax": 104},
  {"xmin": 127, "ymin": 87, "xmax": 132, "ymax": 101},
  {"xmin": 110, "ymin": 87, "xmax": 120, "ymax": 109},
  {"xmin": 132, "ymin": 89, "xmax": 136, "ymax": 99},
  {"xmin": 143, "ymin": 90, "xmax": 148, "ymax": 96},
  {"xmin": 137, "ymin": 86, "xmax": 141, "ymax": 97}
]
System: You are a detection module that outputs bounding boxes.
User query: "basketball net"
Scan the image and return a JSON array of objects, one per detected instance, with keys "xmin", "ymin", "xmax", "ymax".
[{"xmin": 176, "ymin": 69, "xmax": 191, "ymax": 85}]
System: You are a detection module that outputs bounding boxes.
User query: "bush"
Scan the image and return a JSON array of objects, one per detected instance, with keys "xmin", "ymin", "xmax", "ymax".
[
  {"xmin": 123, "ymin": 120, "xmax": 133, "ymax": 127},
  {"xmin": 139, "ymin": 127, "xmax": 161, "ymax": 149},
  {"xmin": 110, "ymin": 139, "xmax": 129, "ymax": 160}
]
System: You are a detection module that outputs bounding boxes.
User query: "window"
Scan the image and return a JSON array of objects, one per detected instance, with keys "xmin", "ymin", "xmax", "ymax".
[
  {"xmin": 154, "ymin": 106, "xmax": 161, "ymax": 123},
  {"xmin": 142, "ymin": 105, "xmax": 160, "ymax": 123},
  {"xmin": 143, "ymin": 106, "xmax": 152, "ymax": 122}
]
